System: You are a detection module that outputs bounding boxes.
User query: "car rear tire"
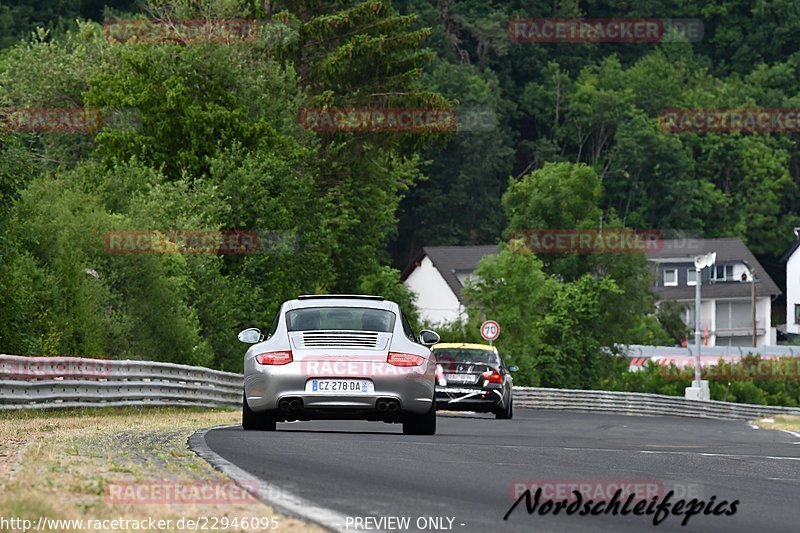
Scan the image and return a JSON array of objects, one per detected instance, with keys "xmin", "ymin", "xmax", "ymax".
[
  {"xmin": 242, "ymin": 392, "xmax": 277, "ymax": 431},
  {"xmin": 495, "ymin": 395, "xmax": 513, "ymax": 420},
  {"xmin": 403, "ymin": 402, "xmax": 436, "ymax": 435}
]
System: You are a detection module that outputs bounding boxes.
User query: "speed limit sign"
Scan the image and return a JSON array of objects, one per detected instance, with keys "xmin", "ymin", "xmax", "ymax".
[{"xmin": 480, "ymin": 320, "xmax": 500, "ymax": 342}]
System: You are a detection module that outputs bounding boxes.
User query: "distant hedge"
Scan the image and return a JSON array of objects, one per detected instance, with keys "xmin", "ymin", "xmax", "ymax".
[{"xmin": 601, "ymin": 355, "xmax": 800, "ymax": 407}]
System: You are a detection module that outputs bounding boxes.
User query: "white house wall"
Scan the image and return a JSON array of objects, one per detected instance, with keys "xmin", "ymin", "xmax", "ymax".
[
  {"xmin": 787, "ymin": 251, "xmax": 800, "ymax": 334},
  {"xmin": 678, "ymin": 297, "xmax": 771, "ymax": 347},
  {"xmin": 404, "ymin": 256, "xmax": 464, "ymax": 325},
  {"xmin": 761, "ymin": 296, "xmax": 773, "ymax": 345}
]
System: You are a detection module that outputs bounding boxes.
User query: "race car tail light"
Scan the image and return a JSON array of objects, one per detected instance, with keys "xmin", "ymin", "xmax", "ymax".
[
  {"xmin": 255, "ymin": 350, "xmax": 293, "ymax": 365},
  {"xmin": 482, "ymin": 369, "xmax": 503, "ymax": 383},
  {"xmin": 387, "ymin": 352, "xmax": 425, "ymax": 367}
]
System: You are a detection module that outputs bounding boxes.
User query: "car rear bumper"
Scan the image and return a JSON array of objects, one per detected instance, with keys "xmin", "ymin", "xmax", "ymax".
[
  {"xmin": 435, "ymin": 386, "xmax": 505, "ymax": 412},
  {"xmin": 244, "ymin": 360, "xmax": 435, "ymax": 415}
]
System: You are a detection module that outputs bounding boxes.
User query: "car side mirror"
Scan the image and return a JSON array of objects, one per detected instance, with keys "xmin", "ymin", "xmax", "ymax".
[
  {"xmin": 418, "ymin": 329, "xmax": 440, "ymax": 346},
  {"xmin": 238, "ymin": 328, "xmax": 263, "ymax": 343},
  {"xmin": 508, "ymin": 365, "xmax": 519, "ymax": 373}
]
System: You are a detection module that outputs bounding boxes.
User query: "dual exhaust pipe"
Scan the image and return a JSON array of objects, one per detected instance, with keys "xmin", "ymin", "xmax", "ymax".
[
  {"xmin": 376, "ymin": 399, "xmax": 400, "ymax": 412},
  {"xmin": 279, "ymin": 397, "xmax": 399, "ymax": 413},
  {"xmin": 279, "ymin": 398, "xmax": 303, "ymax": 411}
]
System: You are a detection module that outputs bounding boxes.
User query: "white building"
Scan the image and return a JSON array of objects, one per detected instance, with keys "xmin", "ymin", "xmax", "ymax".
[
  {"xmin": 400, "ymin": 245, "xmax": 497, "ymax": 325},
  {"xmin": 650, "ymin": 238, "xmax": 780, "ymax": 347},
  {"xmin": 782, "ymin": 229, "xmax": 800, "ymax": 335},
  {"xmin": 402, "ymin": 238, "xmax": 780, "ymax": 347}
]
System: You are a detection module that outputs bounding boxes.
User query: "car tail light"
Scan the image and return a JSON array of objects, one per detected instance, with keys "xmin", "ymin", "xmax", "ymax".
[
  {"xmin": 482, "ymin": 369, "xmax": 503, "ymax": 383},
  {"xmin": 255, "ymin": 351, "xmax": 293, "ymax": 365},
  {"xmin": 387, "ymin": 352, "xmax": 425, "ymax": 367}
]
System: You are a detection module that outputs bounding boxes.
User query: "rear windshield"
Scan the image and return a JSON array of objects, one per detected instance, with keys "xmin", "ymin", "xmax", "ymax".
[
  {"xmin": 433, "ymin": 348, "xmax": 499, "ymax": 366},
  {"xmin": 286, "ymin": 307, "xmax": 396, "ymax": 332}
]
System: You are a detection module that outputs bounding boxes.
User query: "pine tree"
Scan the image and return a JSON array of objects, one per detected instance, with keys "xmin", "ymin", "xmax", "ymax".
[{"xmin": 271, "ymin": 1, "xmax": 451, "ymax": 290}]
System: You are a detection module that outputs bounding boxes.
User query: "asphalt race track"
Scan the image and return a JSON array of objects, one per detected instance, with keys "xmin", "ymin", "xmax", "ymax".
[{"xmin": 203, "ymin": 410, "xmax": 800, "ymax": 533}]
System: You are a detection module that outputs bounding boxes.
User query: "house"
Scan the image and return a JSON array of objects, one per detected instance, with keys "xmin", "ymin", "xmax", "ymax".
[
  {"xmin": 402, "ymin": 238, "xmax": 781, "ymax": 346},
  {"xmin": 400, "ymin": 245, "xmax": 498, "ymax": 325},
  {"xmin": 649, "ymin": 238, "xmax": 780, "ymax": 347},
  {"xmin": 782, "ymin": 228, "xmax": 800, "ymax": 336}
]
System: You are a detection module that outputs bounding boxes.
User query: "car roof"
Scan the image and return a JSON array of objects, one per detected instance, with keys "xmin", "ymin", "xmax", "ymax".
[
  {"xmin": 285, "ymin": 295, "xmax": 394, "ymax": 311},
  {"xmin": 432, "ymin": 343, "xmax": 498, "ymax": 353}
]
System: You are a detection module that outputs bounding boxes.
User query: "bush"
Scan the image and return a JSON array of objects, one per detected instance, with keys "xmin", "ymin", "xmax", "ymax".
[{"xmin": 603, "ymin": 356, "xmax": 800, "ymax": 407}]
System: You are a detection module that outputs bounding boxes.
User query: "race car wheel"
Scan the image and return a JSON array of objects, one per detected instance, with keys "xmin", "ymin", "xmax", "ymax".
[
  {"xmin": 403, "ymin": 402, "xmax": 436, "ymax": 435},
  {"xmin": 495, "ymin": 394, "xmax": 513, "ymax": 420},
  {"xmin": 242, "ymin": 392, "xmax": 277, "ymax": 431}
]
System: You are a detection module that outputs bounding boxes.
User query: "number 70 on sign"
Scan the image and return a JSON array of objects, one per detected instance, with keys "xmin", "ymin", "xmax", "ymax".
[{"xmin": 480, "ymin": 320, "xmax": 500, "ymax": 343}]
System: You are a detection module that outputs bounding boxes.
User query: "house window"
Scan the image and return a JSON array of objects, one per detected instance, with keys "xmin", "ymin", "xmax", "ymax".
[
  {"xmin": 663, "ymin": 269, "xmax": 677, "ymax": 286},
  {"xmin": 712, "ymin": 265, "xmax": 733, "ymax": 281},
  {"xmin": 716, "ymin": 301, "xmax": 752, "ymax": 330},
  {"xmin": 795, "ymin": 304, "xmax": 800, "ymax": 325},
  {"xmin": 687, "ymin": 268, "xmax": 697, "ymax": 286}
]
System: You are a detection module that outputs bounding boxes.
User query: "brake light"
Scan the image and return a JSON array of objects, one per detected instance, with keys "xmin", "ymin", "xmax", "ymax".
[
  {"xmin": 387, "ymin": 352, "xmax": 425, "ymax": 367},
  {"xmin": 482, "ymin": 369, "xmax": 503, "ymax": 383},
  {"xmin": 255, "ymin": 351, "xmax": 293, "ymax": 365}
]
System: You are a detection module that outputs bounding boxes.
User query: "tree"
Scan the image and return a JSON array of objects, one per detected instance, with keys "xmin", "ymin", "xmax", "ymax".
[
  {"xmin": 274, "ymin": 0, "xmax": 450, "ymax": 290},
  {"xmin": 392, "ymin": 58, "xmax": 514, "ymax": 266},
  {"xmin": 535, "ymin": 275, "xmax": 628, "ymax": 388},
  {"xmin": 0, "ymin": 10, "xmax": 337, "ymax": 367},
  {"xmin": 462, "ymin": 244, "xmax": 556, "ymax": 386}
]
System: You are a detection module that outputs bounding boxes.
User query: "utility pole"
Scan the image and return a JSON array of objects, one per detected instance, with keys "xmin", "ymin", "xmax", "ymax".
[
  {"xmin": 687, "ymin": 252, "xmax": 716, "ymax": 401},
  {"xmin": 694, "ymin": 264, "xmax": 702, "ymax": 384},
  {"xmin": 743, "ymin": 260, "xmax": 757, "ymax": 348}
]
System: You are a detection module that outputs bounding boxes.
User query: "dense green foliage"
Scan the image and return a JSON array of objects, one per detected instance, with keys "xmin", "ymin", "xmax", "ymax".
[
  {"xmin": 606, "ymin": 356, "xmax": 800, "ymax": 407},
  {"xmin": 390, "ymin": 1, "xmax": 800, "ymax": 287},
  {"xmin": 0, "ymin": 1, "xmax": 423, "ymax": 370},
  {"xmin": 461, "ymin": 163, "xmax": 672, "ymax": 388},
  {"xmin": 1, "ymin": 1, "xmax": 799, "ymax": 408}
]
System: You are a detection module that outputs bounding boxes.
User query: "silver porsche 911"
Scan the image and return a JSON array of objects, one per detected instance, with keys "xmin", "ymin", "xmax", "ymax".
[{"xmin": 238, "ymin": 295, "xmax": 440, "ymax": 434}]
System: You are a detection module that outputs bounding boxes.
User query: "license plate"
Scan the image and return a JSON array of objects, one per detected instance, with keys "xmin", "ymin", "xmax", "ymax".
[
  {"xmin": 307, "ymin": 379, "xmax": 373, "ymax": 393},
  {"xmin": 445, "ymin": 374, "xmax": 475, "ymax": 383}
]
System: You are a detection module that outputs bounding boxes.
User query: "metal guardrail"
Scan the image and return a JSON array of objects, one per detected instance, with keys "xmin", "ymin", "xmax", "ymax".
[
  {"xmin": 513, "ymin": 387, "xmax": 800, "ymax": 420},
  {"xmin": 0, "ymin": 354, "xmax": 242, "ymax": 410},
  {"xmin": 622, "ymin": 343, "xmax": 800, "ymax": 358},
  {"xmin": 622, "ymin": 343, "xmax": 800, "ymax": 370},
  {"xmin": 2, "ymin": 354, "xmax": 799, "ymax": 420}
]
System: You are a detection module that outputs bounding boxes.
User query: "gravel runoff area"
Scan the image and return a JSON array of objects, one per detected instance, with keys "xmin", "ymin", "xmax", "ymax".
[{"xmin": 0, "ymin": 406, "xmax": 322, "ymax": 533}]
